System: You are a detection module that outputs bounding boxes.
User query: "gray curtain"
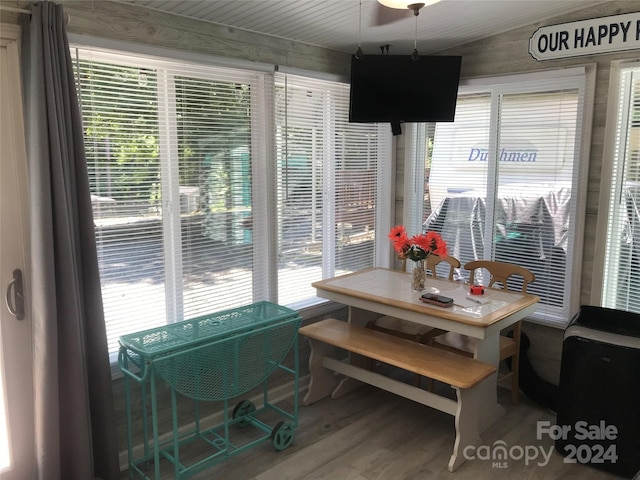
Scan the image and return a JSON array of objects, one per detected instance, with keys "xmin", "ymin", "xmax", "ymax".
[{"xmin": 21, "ymin": 2, "xmax": 119, "ymax": 479}]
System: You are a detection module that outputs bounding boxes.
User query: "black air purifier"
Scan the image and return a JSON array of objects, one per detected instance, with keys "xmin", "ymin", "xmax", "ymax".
[{"xmin": 556, "ymin": 306, "xmax": 640, "ymax": 478}]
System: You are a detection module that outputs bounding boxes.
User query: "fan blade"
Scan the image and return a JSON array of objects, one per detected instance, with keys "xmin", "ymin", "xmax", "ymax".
[{"xmin": 373, "ymin": 3, "xmax": 411, "ymax": 26}]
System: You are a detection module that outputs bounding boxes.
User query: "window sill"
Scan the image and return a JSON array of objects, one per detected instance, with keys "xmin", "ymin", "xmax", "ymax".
[{"xmin": 289, "ymin": 298, "xmax": 346, "ymax": 322}]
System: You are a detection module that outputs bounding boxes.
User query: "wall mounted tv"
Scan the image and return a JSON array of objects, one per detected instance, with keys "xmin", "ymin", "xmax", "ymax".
[{"xmin": 349, "ymin": 54, "xmax": 462, "ymax": 135}]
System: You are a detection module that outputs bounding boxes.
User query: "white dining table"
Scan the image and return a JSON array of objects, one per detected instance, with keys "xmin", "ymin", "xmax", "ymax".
[{"xmin": 310, "ymin": 267, "xmax": 540, "ymax": 431}]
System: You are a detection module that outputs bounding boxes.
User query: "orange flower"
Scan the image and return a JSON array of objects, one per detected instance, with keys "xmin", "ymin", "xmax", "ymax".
[
  {"xmin": 393, "ymin": 237, "xmax": 410, "ymax": 255},
  {"xmin": 388, "ymin": 225, "xmax": 406, "ymax": 241},
  {"xmin": 388, "ymin": 225, "xmax": 448, "ymax": 261},
  {"xmin": 426, "ymin": 231, "xmax": 448, "ymax": 257},
  {"xmin": 413, "ymin": 233, "xmax": 432, "ymax": 253},
  {"xmin": 388, "ymin": 225, "xmax": 409, "ymax": 254}
]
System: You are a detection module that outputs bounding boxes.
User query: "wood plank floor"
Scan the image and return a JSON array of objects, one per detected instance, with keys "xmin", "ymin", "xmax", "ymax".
[{"xmin": 119, "ymin": 377, "xmax": 631, "ymax": 480}]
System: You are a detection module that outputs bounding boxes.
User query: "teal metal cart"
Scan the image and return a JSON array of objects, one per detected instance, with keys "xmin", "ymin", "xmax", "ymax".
[{"xmin": 118, "ymin": 302, "xmax": 302, "ymax": 479}]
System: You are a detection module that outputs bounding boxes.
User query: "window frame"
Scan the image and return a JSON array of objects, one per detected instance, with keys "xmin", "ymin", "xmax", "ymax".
[
  {"xmin": 272, "ymin": 71, "xmax": 394, "ymax": 309},
  {"xmin": 70, "ymin": 40, "xmax": 393, "ymax": 369},
  {"xmin": 593, "ymin": 59, "xmax": 640, "ymax": 311},
  {"xmin": 407, "ymin": 67, "xmax": 595, "ymax": 327},
  {"xmin": 72, "ymin": 45, "xmax": 271, "ymax": 363}
]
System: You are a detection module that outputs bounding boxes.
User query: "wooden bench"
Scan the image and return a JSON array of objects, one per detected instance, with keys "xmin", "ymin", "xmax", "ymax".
[{"xmin": 299, "ymin": 318, "xmax": 497, "ymax": 472}]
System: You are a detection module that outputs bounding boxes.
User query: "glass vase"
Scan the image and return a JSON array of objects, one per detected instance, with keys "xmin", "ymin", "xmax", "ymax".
[{"xmin": 411, "ymin": 259, "xmax": 426, "ymax": 291}]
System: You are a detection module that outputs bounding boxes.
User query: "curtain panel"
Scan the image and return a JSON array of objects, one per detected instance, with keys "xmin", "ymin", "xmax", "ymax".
[{"xmin": 21, "ymin": 2, "xmax": 119, "ymax": 478}]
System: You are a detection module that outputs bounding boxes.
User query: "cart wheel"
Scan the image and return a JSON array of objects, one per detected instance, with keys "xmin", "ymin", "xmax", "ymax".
[
  {"xmin": 232, "ymin": 400, "xmax": 256, "ymax": 428},
  {"xmin": 271, "ymin": 421, "xmax": 294, "ymax": 451}
]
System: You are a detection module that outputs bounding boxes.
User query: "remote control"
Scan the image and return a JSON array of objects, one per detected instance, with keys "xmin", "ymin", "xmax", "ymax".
[{"xmin": 420, "ymin": 293, "xmax": 454, "ymax": 308}]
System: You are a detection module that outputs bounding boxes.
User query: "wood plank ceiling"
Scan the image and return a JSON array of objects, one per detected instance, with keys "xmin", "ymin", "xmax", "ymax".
[{"xmin": 117, "ymin": 0, "xmax": 609, "ymax": 55}]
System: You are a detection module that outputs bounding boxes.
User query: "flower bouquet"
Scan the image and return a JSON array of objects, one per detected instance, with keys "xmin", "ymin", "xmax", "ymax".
[{"xmin": 388, "ymin": 225, "xmax": 448, "ymax": 290}]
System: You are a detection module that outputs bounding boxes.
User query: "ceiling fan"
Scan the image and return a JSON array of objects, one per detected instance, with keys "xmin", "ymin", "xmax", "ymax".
[{"xmin": 373, "ymin": 0, "xmax": 441, "ymax": 26}]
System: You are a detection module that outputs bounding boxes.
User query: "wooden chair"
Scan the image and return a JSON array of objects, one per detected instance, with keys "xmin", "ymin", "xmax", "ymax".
[
  {"xmin": 425, "ymin": 254, "xmax": 461, "ymax": 281},
  {"xmin": 366, "ymin": 254, "xmax": 461, "ymax": 386},
  {"xmin": 396, "ymin": 254, "xmax": 460, "ymax": 280},
  {"xmin": 431, "ymin": 260, "xmax": 535, "ymax": 405}
]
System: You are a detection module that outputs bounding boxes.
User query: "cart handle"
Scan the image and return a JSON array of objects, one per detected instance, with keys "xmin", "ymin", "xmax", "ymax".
[{"xmin": 118, "ymin": 347, "xmax": 150, "ymax": 382}]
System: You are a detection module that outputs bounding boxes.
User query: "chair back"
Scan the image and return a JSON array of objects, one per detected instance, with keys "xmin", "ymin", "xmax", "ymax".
[
  {"xmin": 400, "ymin": 255, "xmax": 461, "ymax": 280},
  {"xmin": 463, "ymin": 260, "xmax": 535, "ymax": 293},
  {"xmin": 426, "ymin": 254, "xmax": 461, "ymax": 281}
]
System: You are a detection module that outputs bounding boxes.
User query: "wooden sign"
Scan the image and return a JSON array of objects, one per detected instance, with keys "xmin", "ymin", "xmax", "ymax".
[{"xmin": 529, "ymin": 12, "xmax": 640, "ymax": 61}]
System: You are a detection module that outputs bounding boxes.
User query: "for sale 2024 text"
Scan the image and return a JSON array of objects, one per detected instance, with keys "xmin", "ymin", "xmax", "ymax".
[{"xmin": 538, "ymin": 420, "xmax": 619, "ymax": 465}]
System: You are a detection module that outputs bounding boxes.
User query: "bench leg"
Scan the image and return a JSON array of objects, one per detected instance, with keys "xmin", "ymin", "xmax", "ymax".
[
  {"xmin": 331, "ymin": 354, "xmax": 366, "ymax": 400},
  {"xmin": 448, "ymin": 386, "xmax": 482, "ymax": 472},
  {"xmin": 303, "ymin": 338, "xmax": 340, "ymax": 406},
  {"xmin": 331, "ymin": 307, "xmax": 380, "ymax": 399}
]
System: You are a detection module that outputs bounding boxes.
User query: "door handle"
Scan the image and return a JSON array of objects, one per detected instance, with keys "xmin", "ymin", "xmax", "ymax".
[{"xmin": 5, "ymin": 268, "xmax": 25, "ymax": 320}]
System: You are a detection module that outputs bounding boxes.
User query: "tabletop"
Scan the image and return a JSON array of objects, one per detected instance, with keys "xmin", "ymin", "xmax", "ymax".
[{"xmin": 312, "ymin": 267, "xmax": 539, "ymax": 329}]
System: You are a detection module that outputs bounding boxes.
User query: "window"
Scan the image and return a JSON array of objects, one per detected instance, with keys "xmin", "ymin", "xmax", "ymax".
[
  {"xmin": 71, "ymin": 46, "xmax": 389, "ymax": 362},
  {"xmin": 411, "ymin": 69, "xmax": 591, "ymax": 326},
  {"xmin": 274, "ymin": 73, "xmax": 390, "ymax": 307},
  {"xmin": 601, "ymin": 63, "xmax": 640, "ymax": 313},
  {"xmin": 72, "ymin": 47, "xmax": 266, "ymax": 358}
]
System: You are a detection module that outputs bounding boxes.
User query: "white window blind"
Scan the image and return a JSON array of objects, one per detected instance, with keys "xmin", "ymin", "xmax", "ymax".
[
  {"xmin": 274, "ymin": 73, "xmax": 385, "ymax": 307},
  {"xmin": 602, "ymin": 64, "xmax": 640, "ymax": 313},
  {"xmin": 72, "ymin": 46, "xmax": 272, "ymax": 358},
  {"xmin": 72, "ymin": 44, "xmax": 390, "ymax": 362},
  {"xmin": 420, "ymin": 71, "xmax": 587, "ymax": 325}
]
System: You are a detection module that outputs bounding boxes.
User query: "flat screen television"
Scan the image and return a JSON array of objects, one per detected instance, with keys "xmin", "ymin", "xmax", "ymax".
[{"xmin": 349, "ymin": 54, "xmax": 462, "ymax": 135}]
